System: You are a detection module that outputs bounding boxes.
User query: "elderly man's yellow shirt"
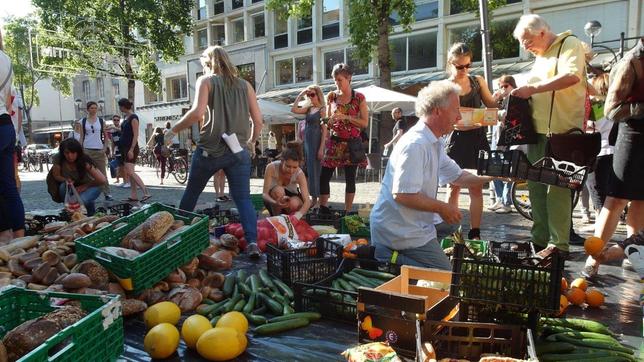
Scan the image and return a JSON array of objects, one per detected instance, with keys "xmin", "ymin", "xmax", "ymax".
[{"xmin": 528, "ymin": 31, "xmax": 587, "ymax": 134}]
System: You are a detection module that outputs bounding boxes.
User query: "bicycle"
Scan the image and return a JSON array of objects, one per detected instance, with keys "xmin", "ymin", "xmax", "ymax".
[
  {"xmin": 510, "ymin": 181, "xmax": 580, "ymax": 221},
  {"xmin": 156, "ymin": 149, "xmax": 188, "ymax": 184},
  {"xmin": 21, "ymin": 152, "xmax": 47, "ymax": 172}
]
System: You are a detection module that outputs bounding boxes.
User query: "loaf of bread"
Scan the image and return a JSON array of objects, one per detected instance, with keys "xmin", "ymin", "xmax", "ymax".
[{"xmin": 141, "ymin": 211, "xmax": 174, "ymax": 243}]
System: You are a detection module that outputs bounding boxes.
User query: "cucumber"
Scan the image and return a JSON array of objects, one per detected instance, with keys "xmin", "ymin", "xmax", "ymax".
[
  {"xmin": 352, "ymin": 268, "xmax": 396, "ymax": 280},
  {"xmin": 535, "ymin": 342, "xmax": 576, "ymax": 355},
  {"xmin": 223, "ymin": 273, "xmax": 236, "ymax": 297},
  {"xmin": 243, "ymin": 312, "xmax": 267, "ymax": 325},
  {"xmin": 554, "ymin": 335, "xmax": 634, "ymax": 355},
  {"xmin": 342, "ymin": 273, "xmax": 374, "ymax": 287},
  {"xmin": 343, "ymin": 278, "xmax": 362, "ymax": 290},
  {"xmin": 259, "ymin": 269, "xmax": 278, "ymax": 292},
  {"xmin": 331, "ymin": 279, "xmax": 343, "ymax": 291},
  {"xmin": 202, "ymin": 299, "xmax": 215, "ymax": 305},
  {"xmin": 253, "ymin": 305, "xmax": 267, "ymax": 315},
  {"xmin": 254, "ymin": 318, "xmax": 310, "ymax": 335},
  {"xmin": 237, "ymin": 269, "xmax": 248, "ymax": 284},
  {"xmin": 347, "ymin": 272, "xmax": 382, "ymax": 287},
  {"xmin": 243, "ymin": 292, "xmax": 257, "ymax": 314},
  {"xmin": 233, "ymin": 298, "xmax": 246, "ymax": 312},
  {"xmin": 282, "ymin": 303, "xmax": 295, "ymax": 315},
  {"xmin": 232, "ymin": 283, "xmax": 239, "ymax": 299},
  {"xmin": 551, "ymin": 331, "xmax": 622, "ymax": 344},
  {"xmin": 336, "ymin": 278, "xmax": 357, "ymax": 292},
  {"xmin": 224, "ymin": 294, "xmax": 243, "ymax": 312},
  {"xmin": 209, "ymin": 315, "xmax": 222, "ymax": 326},
  {"xmin": 541, "ymin": 318, "xmax": 614, "ymax": 336},
  {"xmin": 258, "ymin": 292, "xmax": 283, "ymax": 315},
  {"xmin": 272, "ymin": 277, "xmax": 295, "ymax": 300},
  {"xmin": 238, "ymin": 281, "xmax": 253, "ymax": 296},
  {"xmin": 268, "ymin": 312, "xmax": 322, "ymax": 323},
  {"xmin": 249, "ymin": 274, "xmax": 262, "ymax": 292},
  {"xmin": 270, "ymin": 292, "xmax": 287, "ymax": 305},
  {"xmin": 197, "ymin": 298, "xmax": 229, "ymax": 316}
]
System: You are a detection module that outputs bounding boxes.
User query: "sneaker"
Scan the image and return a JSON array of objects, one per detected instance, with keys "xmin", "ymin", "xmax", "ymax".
[
  {"xmin": 104, "ymin": 195, "xmax": 114, "ymax": 201},
  {"xmin": 487, "ymin": 200, "xmax": 503, "ymax": 211},
  {"xmin": 247, "ymin": 243, "xmax": 262, "ymax": 258},
  {"xmin": 495, "ymin": 205, "xmax": 512, "ymax": 214},
  {"xmin": 624, "ymin": 244, "xmax": 644, "ymax": 278},
  {"xmin": 121, "ymin": 183, "xmax": 131, "ymax": 188}
]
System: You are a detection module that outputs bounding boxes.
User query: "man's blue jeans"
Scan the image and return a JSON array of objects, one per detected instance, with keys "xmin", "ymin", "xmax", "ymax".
[
  {"xmin": 180, "ymin": 148, "xmax": 257, "ymax": 243},
  {"xmin": 493, "ymin": 180, "xmax": 511, "ymax": 206},
  {"xmin": 0, "ymin": 123, "xmax": 24, "ymax": 231},
  {"xmin": 58, "ymin": 183, "xmax": 101, "ymax": 215}
]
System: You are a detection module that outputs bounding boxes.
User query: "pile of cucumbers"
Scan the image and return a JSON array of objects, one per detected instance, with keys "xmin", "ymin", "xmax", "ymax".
[
  {"xmin": 196, "ymin": 269, "xmax": 320, "ymax": 335},
  {"xmin": 536, "ymin": 317, "xmax": 637, "ymax": 361}
]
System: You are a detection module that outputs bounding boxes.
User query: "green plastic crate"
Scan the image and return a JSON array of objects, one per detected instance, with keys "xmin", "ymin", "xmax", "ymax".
[
  {"xmin": 0, "ymin": 286, "xmax": 123, "ymax": 362},
  {"xmin": 440, "ymin": 237, "xmax": 489, "ymax": 256},
  {"xmin": 339, "ymin": 216, "xmax": 370, "ymax": 238},
  {"xmin": 75, "ymin": 203, "xmax": 209, "ymax": 294},
  {"xmin": 250, "ymin": 193, "xmax": 264, "ymax": 212}
]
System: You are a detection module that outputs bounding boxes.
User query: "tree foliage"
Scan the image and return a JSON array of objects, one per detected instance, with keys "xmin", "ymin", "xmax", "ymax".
[
  {"xmin": 450, "ymin": 0, "xmax": 508, "ymax": 18},
  {"xmin": 32, "ymin": 0, "xmax": 193, "ymax": 102},
  {"xmin": 266, "ymin": 0, "xmax": 415, "ymax": 89}
]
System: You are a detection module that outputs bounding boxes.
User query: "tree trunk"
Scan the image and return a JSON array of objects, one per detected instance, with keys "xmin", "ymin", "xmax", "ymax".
[
  {"xmin": 120, "ymin": 0, "xmax": 136, "ymax": 104},
  {"xmin": 19, "ymin": 85, "xmax": 33, "ymax": 144},
  {"xmin": 376, "ymin": 5, "xmax": 392, "ymax": 89}
]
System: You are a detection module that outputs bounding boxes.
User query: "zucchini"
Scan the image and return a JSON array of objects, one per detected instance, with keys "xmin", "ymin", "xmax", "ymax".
[
  {"xmin": 352, "ymin": 268, "xmax": 395, "ymax": 280},
  {"xmin": 253, "ymin": 305, "xmax": 267, "ymax": 315},
  {"xmin": 541, "ymin": 318, "xmax": 614, "ymax": 336},
  {"xmin": 243, "ymin": 312, "xmax": 267, "ymax": 325},
  {"xmin": 342, "ymin": 273, "xmax": 374, "ymax": 287},
  {"xmin": 554, "ymin": 335, "xmax": 633, "ymax": 355},
  {"xmin": 272, "ymin": 277, "xmax": 295, "ymax": 300},
  {"xmin": 197, "ymin": 298, "xmax": 229, "ymax": 316},
  {"xmin": 535, "ymin": 342, "xmax": 576, "ymax": 355},
  {"xmin": 268, "ymin": 312, "xmax": 321, "ymax": 323},
  {"xmin": 238, "ymin": 281, "xmax": 253, "ymax": 296},
  {"xmin": 336, "ymin": 278, "xmax": 357, "ymax": 292},
  {"xmin": 233, "ymin": 298, "xmax": 246, "ymax": 312},
  {"xmin": 258, "ymin": 292, "xmax": 283, "ymax": 315},
  {"xmin": 259, "ymin": 269, "xmax": 278, "ymax": 292},
  {"xmin": 237, "ymin": 269, "xmax": 248, "ymax": 284},
  {"xmin": 209, "ymin": 315, "xmax": 222, "ymax": 326},
  {"xmin": 222, "ymin": 273, "xmax": 236, "ymax": 297},
  {"xmin": 243, "ymin": 292, "xmax": 257, "ymax": 314},
  {"xmin": 254, "ymin": 318, "xmax": 310, "ymax": 335},
  {"xmin": 249, "ymin": 274, "xmax": 262, "ymax": 292},
  {"xmin": 282, "ymin": 303, "xmax": 295, "ymax": 315}
]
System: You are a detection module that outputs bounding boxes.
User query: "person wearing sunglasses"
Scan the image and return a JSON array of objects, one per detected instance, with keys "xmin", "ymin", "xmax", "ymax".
[
  {"xmin": 444, "ymin": 42, "xmax": 498, "ymax": 240},
  {"xmin": 79, "ymin": 101, "xmax": 112, "ymax": 201},
  {"xmin": 291, "ymin": 85, "xmax": 326, "ymax": 209}
]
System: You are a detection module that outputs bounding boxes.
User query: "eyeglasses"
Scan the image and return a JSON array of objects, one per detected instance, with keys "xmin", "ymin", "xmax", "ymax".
[
  {"xmin": 307, "ymin": 92, "xmax": 316, "ymax": 98},
  {"xmin": 452, "ymin": 63, "xmax": 472, "ymax": 70}
]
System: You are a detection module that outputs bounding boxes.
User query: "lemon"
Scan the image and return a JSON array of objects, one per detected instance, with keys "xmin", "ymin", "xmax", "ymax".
[
  {"xmin": 215, "ymin": 311, "xmax": 248, "ymax": 334},
  {"xmin": 144, "ymin": 323, "xmax": 180, "ymax": 359},
  {"xmin": 196, "ymin": 327, "xmax": 245, "ymax": 361},
  {"xmin": 144, "ymin": 301, "xmax": 181, "ymax": 329},
  {"xmin": 181, "ymin": 315, "xmax": 213, "ymax": 349}
]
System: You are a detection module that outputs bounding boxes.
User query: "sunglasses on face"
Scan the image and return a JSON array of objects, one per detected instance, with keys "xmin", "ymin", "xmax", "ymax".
[
  {"xmin": 453, "ymin": 63, "xmax": 472, "ymax": 70},
  {"xmin": 307, "ymin": 92, "xmax": 316, "ymax": 97}
]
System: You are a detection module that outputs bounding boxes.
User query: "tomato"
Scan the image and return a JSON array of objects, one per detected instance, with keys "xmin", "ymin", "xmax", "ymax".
[
  {"xmin": 234, "ymin": 227, "xmax": 245, "ymax": 239},
  {"xmin": 258, "ymin": 227, "xmax": 271, "ymax": 242},
  {"xmin": 237, "ymin": 237, "xmax": 247, "ymax": 251}
]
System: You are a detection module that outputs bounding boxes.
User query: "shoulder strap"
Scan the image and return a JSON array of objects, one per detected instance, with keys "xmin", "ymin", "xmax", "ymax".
[
  {"xmin": 0, "ymin": 61, "xmax": 12, "ymax": 92},
  {"xmin": 81, "ymin": 117, "xmax": 87, "ymax": 139},
  {"xmin": 547, "ymin": 35, "xmax": 574, "ymax": 135}
]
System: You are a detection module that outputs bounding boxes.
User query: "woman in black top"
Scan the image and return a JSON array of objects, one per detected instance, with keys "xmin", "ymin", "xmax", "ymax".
[
  {"xmin": 147, "ymin": 127, "xmax": 168, "ymax": 185},
  {"xmin": 118, "ymin": 98, "xmax": 150, "ymax": 201}
]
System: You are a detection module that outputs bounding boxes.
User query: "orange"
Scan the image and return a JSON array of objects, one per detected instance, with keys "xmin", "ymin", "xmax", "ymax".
[
  {"xmin": 144, "ymin": 323, "xmax": 180, "ymax": 359},
  {"xmin": 557, "ymin": 294, "xmax": 569, "ymax": 316},
  {"xmin": 566, "ymin": 287, "xmax": 586, "ymax": 306},
  {"xmin": 560, "ymin": 277, "xmax": 568, "ymax": 293},
  {"xmin": 570, "ymin": 277, "xmax": 588, "ymax": 292},
  {"xmin": 585, "ymin": 288, "xmax": 605, "ymax": 308},
  {"xmin": 584, "ymin": 236, "xmax": 605, "ymax": 257}
]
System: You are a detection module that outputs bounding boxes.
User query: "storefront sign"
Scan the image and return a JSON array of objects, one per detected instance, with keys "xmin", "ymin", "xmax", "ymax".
[{"xmin": 154, "ymin": 114, "xmax": 182, "ymax": 123}]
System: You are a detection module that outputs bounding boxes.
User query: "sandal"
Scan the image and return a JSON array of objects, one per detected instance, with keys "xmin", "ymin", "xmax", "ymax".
[
  {"xmin": 216, "ymin": 196, "xmax": 227, "ymax": 202},
  {"xmin": 141, "ymin": 195, "xmax": 152, "ymax": 202},
  {"xmin": 123, "ymin": 197, "xmax": 139, "ymax": 202}
]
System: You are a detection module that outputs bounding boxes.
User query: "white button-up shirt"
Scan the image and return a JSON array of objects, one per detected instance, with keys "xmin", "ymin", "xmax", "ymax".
[{"xmin": 371, "ymin": 121, "xmax": 462, "ymax": 250}]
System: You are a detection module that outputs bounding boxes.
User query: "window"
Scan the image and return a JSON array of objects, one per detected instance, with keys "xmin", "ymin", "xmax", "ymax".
[
  {"xmin": 169, "ymin": 77, "xmax": 187, "ymax": 100},
  {"xmin": 323, "ymin": 50, "xmax": 344, "ymax": 79},
  {"xmin": 197, "ymin": 0, "xmax": 207, "ymax": 20},
  {"xmin": 82, "ymin": 80, "xmax": 90, "ymax": 100},
  {"xmin": 252, "ymin": 13, "xmax": 265, "ymax": 39},
  {"xmin": 238, "ymin": 63, "xmax": 256, "ymax": 89},
  {"xmin": 346, "ymin": 48, "xmax": 368, "ymax": 75},
  {"xmin": 214, "ymin": 0, "xmax": 224, "ymax": 15},
  {"xmin": 390, "ymin": 38, "xmax": 406, "ymax": 72},
  {"xmin": 322, "ymin": 0, "xmax": 340, "ymax": 39},
  {"xmin": 295, "ymin": 56, "xmax": 313, "ymax": 82},
  {"xmin": 451, "ymin": 0, "xmax": 521, "ymax": 15},
  {"xmin": 232, "ymin": 0, "xmax": 243, "ymax": 9},
  {"xmin": 276, "ymin": 59, "xmax": 293, "ymax": 85},
  {"xmin": 212, "ymin": 24, "xmax": 225, "ymax": 45},
  {"xmin": 274, "ymin": 10, "xmax": 288, "ymax": 49},
  {"xmin": 144, "ymin": 86, "xmax": 161, "ymax": 104},
  {"xmin": 449, "ymin": 19, "xmax": 520, "ymax": 62},
  {"xmin": 415, "ymin": 1, "xmax": 438, "ymax": 21},
  {"xmin": 197, "ymin": 29, "xmax": 208, "ymax": 50},
  {"xmin": 112, "ymin": 83, "xmax": 120, "ymax": 110},
  {"xmin": 252, "ymin": 0, "xmax": 262, "ymax": 3},
  {"xmin": 232, "ymin": 18, "xmax": 244, "ymax": 43},
  {"xmin": 297, "ymin": 12, "xmax": 312, "ymax": 44},
  {"xmin": 96, "ymin": 78, "xmax": 105, "ymax": 99},
  {"xmin": 390, "ymin": 32, "xmax": 438, "ymax": 72}
]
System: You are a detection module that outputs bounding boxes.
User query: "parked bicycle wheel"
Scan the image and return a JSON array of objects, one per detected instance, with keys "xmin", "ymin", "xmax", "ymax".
[
  {"xmin": 173, "ymin": 157, "xmax": 188, "ymax": 184},
  {"xmin": 511, "ymin": 181, "xmax": 580, "ymax": 221}
]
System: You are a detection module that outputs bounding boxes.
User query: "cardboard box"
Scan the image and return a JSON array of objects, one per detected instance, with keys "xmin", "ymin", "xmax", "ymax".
[
  {"xmin": 357, "ymin": 265, "xmax": 452, "ymax": 356},
  {"xmin": 458, "ymin": 107, "xmax": 499, "ymax": 127}
]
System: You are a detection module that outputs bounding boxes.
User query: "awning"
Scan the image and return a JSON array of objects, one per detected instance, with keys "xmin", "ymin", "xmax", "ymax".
[{"xmin": 32, "ymin": 125, "xmax": 73, "ymax": 134}]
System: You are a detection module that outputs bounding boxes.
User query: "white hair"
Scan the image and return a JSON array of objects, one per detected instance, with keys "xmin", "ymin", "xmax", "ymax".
[
  {"xmin": 513, "ymin": 14, "xmax": 551, "ymax": 40},
  {"xmin": 415, "ymin": 80, "xmax": 461, "ymax": 118}
]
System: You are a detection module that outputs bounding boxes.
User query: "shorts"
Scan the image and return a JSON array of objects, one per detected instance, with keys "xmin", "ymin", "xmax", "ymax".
[{"xmin": 120, "ymin": 145, "xmax": 139, "ymax": 164}]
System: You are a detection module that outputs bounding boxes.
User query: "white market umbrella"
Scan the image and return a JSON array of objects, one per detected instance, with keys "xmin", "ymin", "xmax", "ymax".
[
  {"xmin": 354, "ymin": 85, "xmax": 417, "ymax": 153},
  {"xmin": 257, "ymin": 99, "xmax": 302, "ymax": 125}
]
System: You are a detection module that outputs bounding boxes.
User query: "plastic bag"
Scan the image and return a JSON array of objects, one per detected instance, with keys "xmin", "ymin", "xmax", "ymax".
[{"xmin": 64, "ymin": 182, "xmax": 87, "ymax": 215}]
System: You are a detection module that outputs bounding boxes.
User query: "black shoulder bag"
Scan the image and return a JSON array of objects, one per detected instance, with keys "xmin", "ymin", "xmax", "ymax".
[
  {"xmin": 544, "ymin": 36, "xmax": 601, "ymax": 168},
  {"xmin": 498, "ymin": 95, "xmax": 537, "ymax": 146}
]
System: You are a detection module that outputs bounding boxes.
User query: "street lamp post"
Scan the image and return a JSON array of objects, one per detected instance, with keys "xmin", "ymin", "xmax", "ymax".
[{"xmin": 585, "ymin": 20, "xmax": 642, "ymax": 59}]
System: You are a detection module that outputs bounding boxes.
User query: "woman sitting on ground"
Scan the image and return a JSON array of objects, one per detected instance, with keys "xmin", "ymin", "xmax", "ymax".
[
  {"xmin": 262, "ymin": 141, "xmax": 311, "ymax": 219},
  {"xmin": 51, "ymin": 138, "xmax": 107, "ymax": 215}
]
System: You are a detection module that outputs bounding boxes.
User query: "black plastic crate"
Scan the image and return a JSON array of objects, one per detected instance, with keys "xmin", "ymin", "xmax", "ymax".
[
  {"xmin": 294, "ymin": 258, "xmax": 400, "ymax": 323},
  {"xmin": 198, "ymin": 207, "xmax": 240, "ymax": 226},
  {"xmin": 477, "ymin": 150, "xmax": 531, "ymax": 180},
  {"xmin": 95, "ymin": 203, "xmax": 132, "ymax": 217},
  {"xmin": 487, "ymin": 241, "xmax": 535, "ymax": 261},
  {"xmin": 304, "ymin": 209, "xmax": 350, "ymax": 229},
  {"xmin": 450, "ymin": 243, "xmax": 564, "ymax": 314},
  {"xmin": 266, "ymin": 237, "xmax": 342, "ymax": 286},
  {"xmin": 527, "ymin": 157, "xmax": 588, "ymax": 191}
]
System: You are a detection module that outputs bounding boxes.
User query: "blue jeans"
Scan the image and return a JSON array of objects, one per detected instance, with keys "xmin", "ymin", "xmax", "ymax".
[
  {"xmin": 493, "ymin": 180, "xmax": 511, "ymax": 206},
  {"xmin": 0, "ymin": 123, "xmax": 25, "ymax": 231},
  {"xmin": 58, "ymin": 183, "xmax": 101, "ymax": 216},
  {"xmin": 180, "ymin": 148, "xmax": 257, "ymax": 243}
]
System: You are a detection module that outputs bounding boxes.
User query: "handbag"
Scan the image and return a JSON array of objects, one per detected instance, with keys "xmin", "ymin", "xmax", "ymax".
[
  {"xmin": 544, "ymin": 35, "xmax": 601, "ymax": 168},
  {"xmin": 347, "ymin": 137, "xmax": 366, "ymax": 164},
  {"xmin": 46, "ymin": 168, "xmax": 63, "ymax": 203},
  {"xmin": 497, "ymin": 95, "xmax": 537, "ymax": 146}
]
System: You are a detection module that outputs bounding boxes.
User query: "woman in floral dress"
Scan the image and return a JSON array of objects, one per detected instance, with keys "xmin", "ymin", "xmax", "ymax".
[{"xmin": 319, "ymin": 63, "xmax": 369, "ymax": 212}]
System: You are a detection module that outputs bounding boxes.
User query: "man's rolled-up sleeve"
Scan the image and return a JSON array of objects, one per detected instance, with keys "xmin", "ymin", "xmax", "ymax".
[
  {"xmin": 438, "ymin": 152, "xmax": 462, "ymax": 185},
  {"xmin": 391, "ymin": 143, "xmax": 424, "ymax": 194}
]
